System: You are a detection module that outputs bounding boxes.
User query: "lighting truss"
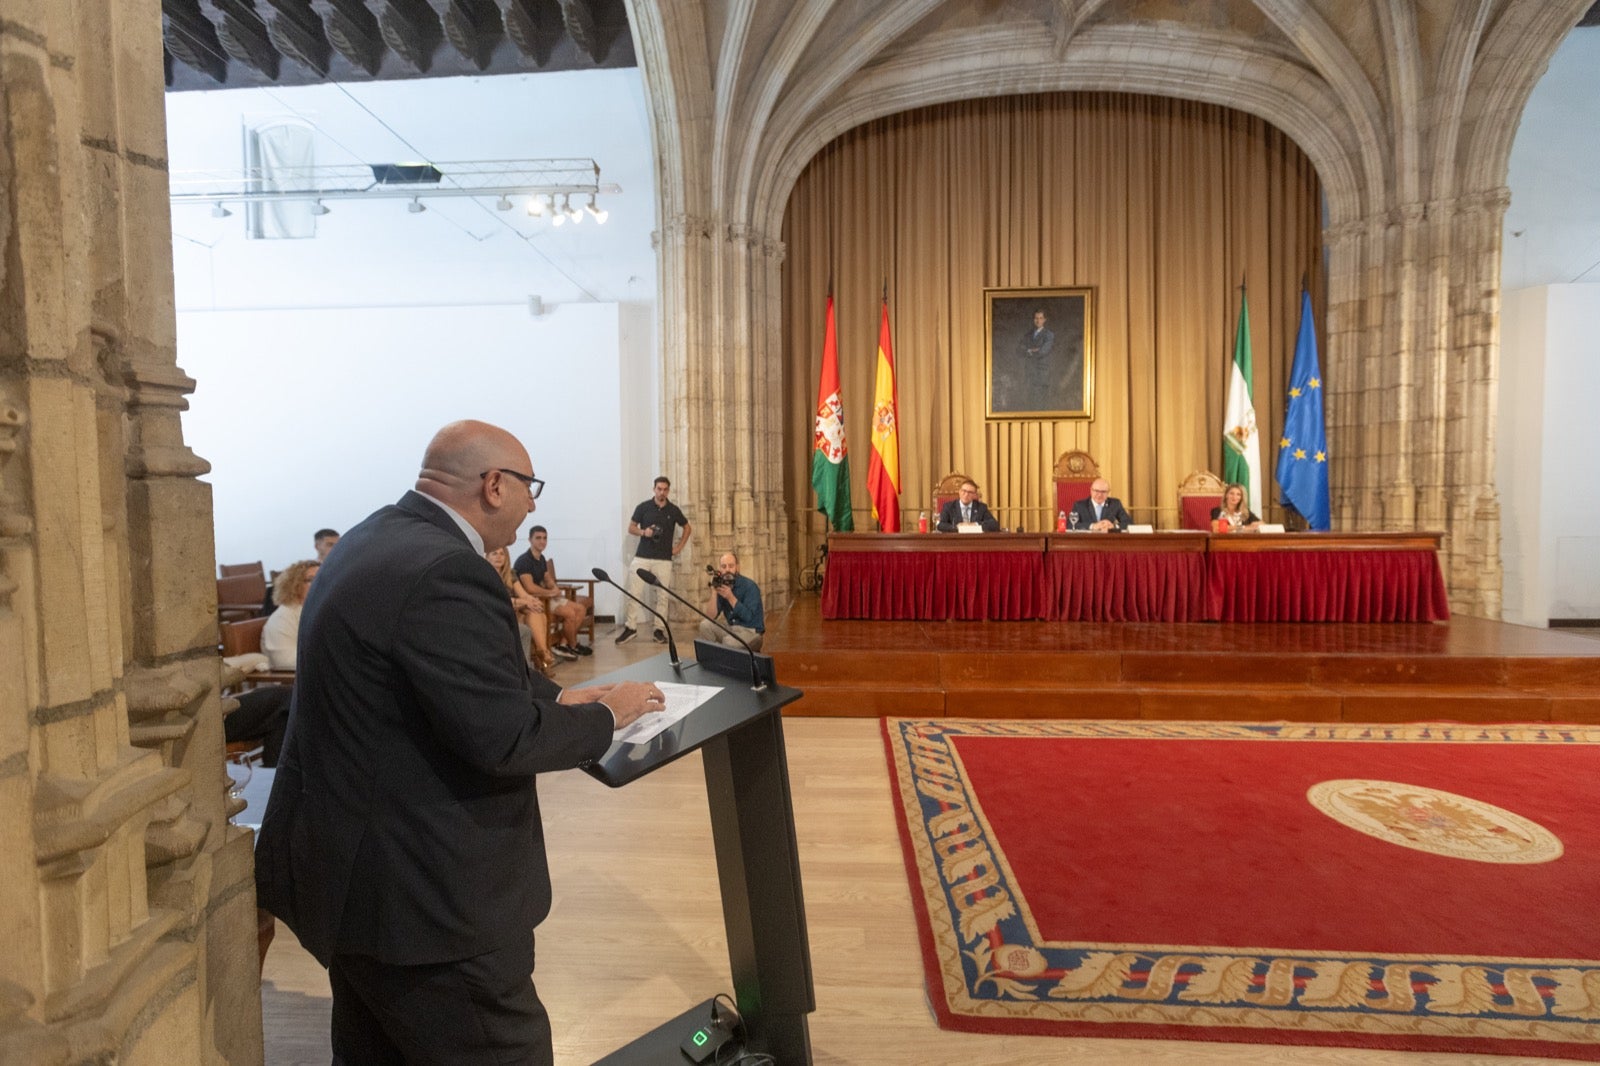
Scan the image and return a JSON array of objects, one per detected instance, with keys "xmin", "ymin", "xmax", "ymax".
[{"xmin": 168, "ymin": 158, "xmax": 620, "ymax": 209}]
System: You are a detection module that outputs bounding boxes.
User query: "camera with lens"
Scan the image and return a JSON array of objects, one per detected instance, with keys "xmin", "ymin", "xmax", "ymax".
[{"xmin": 705, "ymin": 564, "xmax": 736, "ymax": 589}]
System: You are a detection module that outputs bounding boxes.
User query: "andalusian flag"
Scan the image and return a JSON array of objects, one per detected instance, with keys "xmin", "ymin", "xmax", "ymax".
[
  {"xmin": 865, "ymin": 294, "xmax": 902, "ymax": 532},
  {"xmin": 811, "ymin": 294, "xmax": 854, "ymax": 531},
  {"xmin": 1276, "ymin": 286, "xmax": 1331, "ymax": 529},
  {"xmin": 1223, "ymin": 285, "xmax": 1262, "ymax": 511}
]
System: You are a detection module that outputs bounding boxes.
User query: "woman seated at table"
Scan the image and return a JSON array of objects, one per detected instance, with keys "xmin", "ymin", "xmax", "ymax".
[
  {"xmin": 261, "ymin": 559, "xmax": 318, "ymax": 669},
  {"xmin": 1210, "ymin": 483, "xmax": 1262, "ymax": 533},
  {"xmin": 489, "ymin": 545, "xmax": 556, "ymax": 673}
]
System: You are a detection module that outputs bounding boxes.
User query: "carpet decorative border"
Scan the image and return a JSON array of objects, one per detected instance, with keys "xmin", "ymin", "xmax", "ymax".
[{"xmin": 884, "ymin": 718, "xmax": 1600, "ymax": 1058}]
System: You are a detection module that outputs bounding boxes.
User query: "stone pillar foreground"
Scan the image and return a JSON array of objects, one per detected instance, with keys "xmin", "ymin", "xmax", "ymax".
[{"xmin": 0, "ymin": 1, "xmax": 263, "ymax": 1062}]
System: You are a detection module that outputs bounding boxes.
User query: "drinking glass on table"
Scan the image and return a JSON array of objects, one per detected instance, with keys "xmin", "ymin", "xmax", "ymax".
[{"xmin": 1068, "ymin": 511, "xmax": 1079, "ymax": 532}]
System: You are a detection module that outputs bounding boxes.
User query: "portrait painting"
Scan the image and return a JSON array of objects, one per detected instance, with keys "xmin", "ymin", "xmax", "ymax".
[{"xmin": 985, "ymin": 287, "xmax": 1094, "ymax": 420}]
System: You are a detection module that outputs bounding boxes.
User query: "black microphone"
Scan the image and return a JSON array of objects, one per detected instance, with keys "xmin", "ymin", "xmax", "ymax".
[
  {"xmin": 591, "ymin": 567, "xmax": 682, "ymax": 670},
  {"xmin": 635, "ymin": 568, "xmax": 766, "ymax": 691}
]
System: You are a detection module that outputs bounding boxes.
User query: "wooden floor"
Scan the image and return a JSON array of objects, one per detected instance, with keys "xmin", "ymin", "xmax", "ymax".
[
  {"xmin": 256, "ymin": 618, "xmax": 1598, "ymax": 1064},
  {"xmin": 766, "ymin": 597, "xmax": 1600, "ymax": 723}
]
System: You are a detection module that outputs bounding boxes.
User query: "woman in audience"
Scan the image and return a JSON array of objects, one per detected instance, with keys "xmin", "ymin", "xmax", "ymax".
[
  {"xmin": 1210, "ymin": 483, "xmax": 1262, "ymax": 533},
  {"xmin": 489, "ymin": 546, "xmax": 555, "ymax": 673},
  {"xmin": 261, "ymin": 559, "xmax": 318, "ymax": 669}
]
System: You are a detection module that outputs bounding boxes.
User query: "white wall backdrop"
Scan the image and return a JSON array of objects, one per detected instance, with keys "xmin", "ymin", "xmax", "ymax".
[
  {"xmin": 167, "ymin": 69, "xmax": 659, "ymax": 622},
  {"xmin": 1497, "ymin": 284, "xmax": 1600, "ymax": 626},
  {"xmin": 180, "ymin": 302, "xmax": 636, "ymax": 618}
]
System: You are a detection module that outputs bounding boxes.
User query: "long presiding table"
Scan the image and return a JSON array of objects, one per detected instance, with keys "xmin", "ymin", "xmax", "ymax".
[{"xmin": 822, "ymin": 531, "xmax": 1449, "ymax": 623}]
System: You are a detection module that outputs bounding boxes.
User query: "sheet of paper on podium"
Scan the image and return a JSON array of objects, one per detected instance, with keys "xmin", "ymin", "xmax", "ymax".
[{"xmin": 612, "ymin": 681, "xmax": 722, "ymax": 745}]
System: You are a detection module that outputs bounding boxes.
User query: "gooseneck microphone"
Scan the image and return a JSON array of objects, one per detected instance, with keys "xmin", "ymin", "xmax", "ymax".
[
  {"xmin": 635, "ymin": 568, "xmax": 766, "ymax": 691},
  {"xmin": 591, "ymin": 567, "xmax": 682, "ymax": 670}
]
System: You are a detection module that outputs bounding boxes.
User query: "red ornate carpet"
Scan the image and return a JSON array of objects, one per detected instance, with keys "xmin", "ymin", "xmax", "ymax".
[{"xmin": 883, "ymin": 718, "xmax": 1600, "ymax": 1058}]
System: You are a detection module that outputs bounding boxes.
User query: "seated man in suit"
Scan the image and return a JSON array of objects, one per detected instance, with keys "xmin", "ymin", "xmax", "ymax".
[
  {"xmin": 1069, "ymin": 478, "xmax": 1132, "ymax": 532},
  {"xmin": 937, "ymin": 479, "xmax": 1000, "ymax": 532}
]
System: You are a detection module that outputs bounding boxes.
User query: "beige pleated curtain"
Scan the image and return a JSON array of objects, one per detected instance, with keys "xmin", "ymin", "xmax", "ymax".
[{"xmin": 781, "ymin": 92, "xmax": 1324, "ymax": 573}]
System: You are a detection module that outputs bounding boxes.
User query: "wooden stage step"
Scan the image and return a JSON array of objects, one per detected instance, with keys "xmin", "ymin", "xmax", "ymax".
[{"xmin": 763, "ymin": 599, "xmax": 1600, "ymax": 725}]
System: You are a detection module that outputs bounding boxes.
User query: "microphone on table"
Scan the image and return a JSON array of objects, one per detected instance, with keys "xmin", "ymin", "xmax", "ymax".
[
  {"xmin": 635, "ymin": 567, "xmax": 766, "ymax": 691},
  {"xmin": 591, "ymin": 567, "xmax": 683, "ymax": 671}
]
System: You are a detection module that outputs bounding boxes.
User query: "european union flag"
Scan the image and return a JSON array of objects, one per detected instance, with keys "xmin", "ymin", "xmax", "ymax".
[{"xmin": 1275, "ymin": 288, "xmax": 1330, "ymax": 530}]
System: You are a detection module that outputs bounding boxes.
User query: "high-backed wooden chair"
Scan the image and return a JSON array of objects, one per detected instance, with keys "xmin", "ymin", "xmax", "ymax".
[
  {"xmin": 931, "ymin": 471, "xmax": 972, "ymax": 516},
  {"xmin": 218, "ymin": 616, "xmax": 295, "ymax": 690},
  {"xmin": 217, "ymin": 572, "xmax": 267, "ymax": 622},
  {"xmin": 1177, "ymin": 469, "xmax": 1227, "ymax": 531},
  {"xmin": 1052, "ymin": 450, "xmax": 1101, "ymax": 516},
  {"xmin": 219, "ymin": 561, "xmax": 264, "ymax": 579}
]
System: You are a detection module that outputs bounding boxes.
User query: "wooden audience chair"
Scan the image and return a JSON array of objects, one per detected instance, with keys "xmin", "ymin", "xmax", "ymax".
[
  {"xmin": 1177, "ymin": 469, "xmax": 1227, "ymax": 531},
  {"xmin": 1052, "ymin": 449, "xmax": 1101, "ymax": 517},
  {"xmin": 219, "ymin": 561, "xmax": 264, "ymax": 579},
  {"xmin": 547, "ymin": 577, "xmax": 597, "ymax": 648},
  {"xmin": 217, "ymin": 571, "xmax": 267, "ymax": 622},
  {"xmin": 218, "ymin": 616, "xmax": 295, "ymax": 690}
]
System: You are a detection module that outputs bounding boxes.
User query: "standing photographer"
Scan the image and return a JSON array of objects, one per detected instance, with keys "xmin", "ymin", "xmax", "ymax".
[
  {"xmin": 700, "ymin": 551, "xmax": 764, "ymax": 651},
  {"xmin": 616, "ymin": 476, "xmax": 692, "ymax": 645}
]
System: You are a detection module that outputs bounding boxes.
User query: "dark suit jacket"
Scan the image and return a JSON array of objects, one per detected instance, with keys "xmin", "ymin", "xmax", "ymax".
[
  {"xmin": 254, "ymin": 491, "xmax": 614, "ymax": 967},
  {"xmin": 937, "ymin": 498, "xmax": 1000, "ymax": 533},
  {"xmin": 1068, "ymin": 495, "xmax": 1132, "ymax": 532}
]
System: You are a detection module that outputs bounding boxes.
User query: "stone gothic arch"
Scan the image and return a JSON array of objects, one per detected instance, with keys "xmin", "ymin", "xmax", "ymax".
[{"xmin": 629, "ymin": 0, "xmax": 1592, "ymax": 617}]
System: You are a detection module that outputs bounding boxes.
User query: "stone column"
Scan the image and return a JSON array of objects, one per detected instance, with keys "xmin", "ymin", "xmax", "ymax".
[
  {"xmin": 1322, "ymin": 192, "xmax": 1505, "ymax": 617},
  {"xmin": 0, "ymin": 0, "xmax": 262, "ymax": 1062},
  {"xmin": 654, "ymin": 215, "xmax": 792, "ymax": 614}
]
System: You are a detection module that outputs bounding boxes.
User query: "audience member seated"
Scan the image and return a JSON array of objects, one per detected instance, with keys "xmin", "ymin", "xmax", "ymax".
[
  {"xmin": 936, "ymin": 479, "xmax": 1000, "ymax": 532},
  {"xmin": 513, "ymin": 525, "xmax": 592, "ymax": 659},
  {"xmin": 700, "ymin": 551, "xmax": 765, "ymax": 651},
  {"xmin": 1068, "ymin": 478, "xmax": 1132, "ymax": 532},
  {"xmin": 489, "ymin": 545, "xmax": 555, "ymax": 672},
  {"xmin": 1210, "ymin": 482, "xmax": 1262, "ymax": 533},
  {"xmin": 261, "ymin": 559, "xmax": 318, "ymax": 669},
  {"xmin": 223, "ymin": 685, "xmax": 291, "ymax": 767},
  {"xmin": 262, "ymin": 529, "xmax": 340, "ymax": 617}
]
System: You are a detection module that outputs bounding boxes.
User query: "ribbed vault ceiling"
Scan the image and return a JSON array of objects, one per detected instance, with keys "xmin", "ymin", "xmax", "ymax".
[{"xmin": 162, "ymin": 0, "xmax": 634, "ymax": 90}]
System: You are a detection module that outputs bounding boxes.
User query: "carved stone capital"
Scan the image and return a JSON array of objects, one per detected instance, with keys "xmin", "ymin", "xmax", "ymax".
[
  {"xmin": 655, "ymin": 214, "xmax": 719, "ymax": 245},
  {"xmin": 1455, "ymin": 187, "xmax": 1513, "ymax": 221},
  {"xmin": 125, "ymin": 662, "xmax": 211, "ymax": 724},
  {"xmin": 33, "ymin": 753, "xmax": 190, "ymax": 864},
  {"xmin": 0, "ymin": 403, "xmax": 30, "ymax": 546},
  {"xmin": 1392, "ymin": 201, "xmax": 1428, "ymax": 228},
  {"xmin": 122, "ymin": 364, "xmax": 211, "ymax": 479},
  {"xmin": 1323, "ymin": 219, "xmax": 1368, "ymax": 249},
  {"xmin": 0, "ymin": 404, "xmax": 24, "ymax": 471}
]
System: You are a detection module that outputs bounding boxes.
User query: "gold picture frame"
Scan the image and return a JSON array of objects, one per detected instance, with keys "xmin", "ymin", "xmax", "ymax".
[{"xmin": 984, "ymin": 286, "xmax": 1094, "ymax": 420}]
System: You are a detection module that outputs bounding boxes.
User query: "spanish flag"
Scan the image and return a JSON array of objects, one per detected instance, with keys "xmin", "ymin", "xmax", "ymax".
[{"xmin": 865, "ymin": 294, "xmax": 901, "ymax": 531}]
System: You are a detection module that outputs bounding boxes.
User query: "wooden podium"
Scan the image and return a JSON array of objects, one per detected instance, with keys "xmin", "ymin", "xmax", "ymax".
[{"xmin": 588, "ymin": 641, "xmax": 814, "ymax": 1065}]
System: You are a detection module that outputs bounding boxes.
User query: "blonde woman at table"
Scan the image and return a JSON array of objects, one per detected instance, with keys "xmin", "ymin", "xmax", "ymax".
[{"xmin": 1210, "ymin": 483, "xmax": 1262, "ymax": 533}]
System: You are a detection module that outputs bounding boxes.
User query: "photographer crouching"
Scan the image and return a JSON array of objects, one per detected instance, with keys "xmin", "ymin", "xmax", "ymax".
[{"xmin": 701, "ymin": 551, "xmax": 765, "ymax": 651}]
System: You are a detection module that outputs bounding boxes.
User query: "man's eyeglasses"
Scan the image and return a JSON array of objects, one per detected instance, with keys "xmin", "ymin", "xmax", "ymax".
[{"xmin": 481, "ymin": 468, "xmax": 544, "ymax": 499}]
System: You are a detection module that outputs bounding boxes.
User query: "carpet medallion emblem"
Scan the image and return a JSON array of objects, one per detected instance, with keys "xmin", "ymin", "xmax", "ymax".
[{"xmin": 1307, "ymin": 779, "xmax": 1562, "ymax": 864}]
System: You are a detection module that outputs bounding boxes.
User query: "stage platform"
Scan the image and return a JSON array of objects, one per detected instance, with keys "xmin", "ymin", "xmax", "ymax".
[{"xmin": 764, "ymin": 597, "xmax": 1600, "ymax": 723}]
